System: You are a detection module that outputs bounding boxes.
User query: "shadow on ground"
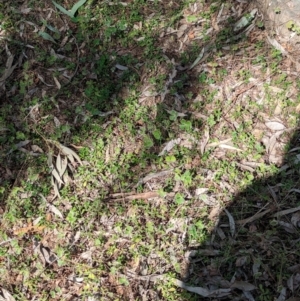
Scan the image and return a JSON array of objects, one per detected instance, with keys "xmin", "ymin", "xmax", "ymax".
[{"xmin": 181, "ymin": 127, "xmax": 300, "ymax": 300}]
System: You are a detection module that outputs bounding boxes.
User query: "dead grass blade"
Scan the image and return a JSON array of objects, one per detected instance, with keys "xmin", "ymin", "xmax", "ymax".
[
  {"xmin": 236, "ymin": 208, "xmax": 271, "ymax": 225},
  {"xmin": 109, "ymin": 191, "xmax": 159, "ymax": 201}
]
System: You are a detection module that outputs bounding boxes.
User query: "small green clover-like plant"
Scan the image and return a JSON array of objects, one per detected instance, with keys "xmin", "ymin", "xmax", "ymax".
[
  {"xmin": 274, "ymin": 7, "xmax": 281, "ymax": 14},
  {"xmin": 286, "ymin": 20, "xmax": 300, "ymax": 34},
  {"xmin": 286, "ymin": 20, "xmax": 295, "ymax": 30},
  {"xmin": 52, "ymin": 0, "xmax": 87, "ymax": 18}
]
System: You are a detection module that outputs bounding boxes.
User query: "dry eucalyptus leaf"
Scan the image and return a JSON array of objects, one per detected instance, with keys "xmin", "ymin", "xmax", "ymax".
[
  {"xmin": 287, "ymin": 273, "xmax": 300, "ymax": 292},
  {"xmin": 278, "ymin": 221, "xmax": 296, "ymax": 233},
  {"xmin": 61, "ymin": 145, "xmax": 82, "ymax": 164},
  {"xmin": 288, "ymin": 264, "xmax": 300, "ymax": 273},
  {"xmin": 54, "ymin": 116, "xmax": 60, "ymax": 127},
  {"xmin": 0, "ymin": 288, "xmax": 16, "ymax": 301},
  {"xmin": 48, "ymin": 204, "xmax": 63, "ymax": 219},
  {"xmin": 195, "ymin": 188, "xmax": 209, "ymax": 195},
  {"xmin": 267, "ymin": 36, "xmax": 287, "ymax": 55},
  {"xmin": 216, "ymin": 227, "xmax": 226, "ymax": 240},
  {"xmin": 230, "ymin": 281, "xmax": 257, "ymax": 292},
  {"xmin": 224, "ymin": 208, "xmax": 235, "ymax": 237},
  {"xmin": 53, "ymin": 76, "xmax": 61, "ymax": 89},
  {"xmin": 219, "ymin": 144, "xmax": 242, "ymax": 151},
  {"xmin": 275, "ymin": 287, "xmax": 286, "ymax": 301},
  {"xmin": 51, "ymin": 168, "xmax": 64, "ymax": 185},
  {"xmin": 291, "ymin": 212, "xmax": 300, "ymax": 227},
  {"xmin": 31, "ymin": 145, "xmax": 43, "ymax": 153},
  {"xmin": 158, "ymin": 138, "xmax": 181, "ymax": 156},
  {"xmin": 235, "ymin": 256, "xmax": 248, "ymax": 267},
  {"xmin": 199, "ymin": 126, "xmax": 209, "ymax": 155},
  {"xmin": 265, "ymin": 121, "xmax": 286, "ymax": 131},
  {"xmin": 115, "ymin": 64, "xmax": 128, "ymax": 71},
  {"xmin": 173, "ymin": 278, "xmax": 231, "ymax": 297}
]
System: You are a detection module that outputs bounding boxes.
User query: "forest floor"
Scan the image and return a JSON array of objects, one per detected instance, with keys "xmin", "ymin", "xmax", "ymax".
[{"xmin": 1, "ymin": 0, "xmax": 300, "ymax": 300}]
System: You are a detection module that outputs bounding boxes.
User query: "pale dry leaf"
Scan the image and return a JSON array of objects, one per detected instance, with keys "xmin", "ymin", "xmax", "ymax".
[
  {"xmin": 236, "ymin": 209, "xmax": 271, "ymax": 225},
  {"xmin": 224, "ymin": 208, "xmax": 235, "ymax": 237},
  {"xmin": 61, "ymin": 156, "xmax": 68, "ymax": 177},
  {"xmin": 235, "ymin": 256, "xmax": 248, "ymax": 267},
  {"xmin": 267, "ymin": 36, "xmax": 287, "ymax": 55},
  {"xmin": 48, "ymin": 204, "xmax": 63, "ymax": 219},
  {"xmin": 231, "ymin": 281, "xmax": 257, "ymax": 292},
  {"xmin": 137, "ymin": 169, "xmax": 173, "ymax": 185},
  {"xmin": 0, "ymin": 51, "xmax": 17, "ymax": 84},
  {"xmin": 216, "ymin": 227, "xmax": 226, "ymax": 240},
  {"xmin": 31, "ymin": 145, "xmax": 43, "ymax": 153},
  {"xmin": 287, "ymin": 273, "xmax": 300, "ymax": 292},
  {"xmin": 73, "ymin": 231, "xmax": 81, "ymax": 243},
  {"xmin": 199, "ymin": 126, "xmax": 209, "ymax": 155},
  {"xmin": 40, "ymin": 245, "xmax": 51, "ymax": 264},
  {"xmin": 235, "ymin": 162, "xmax": 254, "ymax": 172},
  {"xmin": 219, "ymin": 144, "xmax": 242, "ymax": 151},
  {"xmin": 278, "ymin": 221, "xmax": 296, "ymax": 233},
  {"xmin": 54, "ymin": 116, "xmax": 60, "ymax": 127},
  {"xmin": 243, "ymin": 291, "xmax": 255, "ymax": 301},
  {"xmin": 33, "ymin": 216, "xmax": 43, "ymax": 225},
  {"xmin": 56, "ymin": 153, "xmax": 62, "ymax": 171},
  {"xmin": 189, "ymin": 47, "xmax": 204, "ymax": 70},
  {"xmin": 173, "ymin": 278, "xmax": 231, "ymax": 297},
  {"xmin": 252, "ymin": 258, "xmax": 261, "ymax": 276},
  {"xmin": 195, "ymin": 188, "xmax": 209, "ymax": 195},
  {"xmin": 61, "ymin": 145, "xmax": 82, "ymax": 164},
  {"xmin": 1, "ymin": 288, "xmax": 16, "ymax": 301},
  {"xmin": 52, "ymin": 168, "xmax": 64, "ymax": 185},
  {"xmin": 53, "ymin": 76, "xmax": 61, "ymax": 89},
  {"xmin": 288, "ymin": 264, "xmax": 300, "ymax": 273},
  {"xmin": 265, "ymin": 121, "xmax": 286, "ymax": 131},
  {"xmin": 15, "ymin": 140, "xmax": 30, "ymax": 149},
  {"xmin": 52, "ymin": 177, "xmax": 61, "ymax": 199},
  {"xmin": 37, "ymin": 74, "xmax": 54, "ymax": 86},
  {"xmin": 291, "ymin": 212, "xmax": 300, "ymax": 228},
  {"xmin": 47, "ymin": 152, "xmax": 53, "ymax": 168},
  {"xmin": 115, "ymin": 64, "xmax": 128, "ymax": 71},
  {"xmin": 158, "ymin": 138, "xmax": 181, "ymax": 156},
  {"xmin": 207, "ymin": 138, "xmax": 232, "ymax": 148},
  {"xmin": 209, "ymin": 206, "xmax": 221, "ymax": 221},
  {"xmin": 81, "ymin": 249, "xmax": 93, "ymax": 260},
  {"xmin": 275, "ymin": 287, "xmax": 286, "ymax": 301},
  {"xmin": 177, "ymin": 24, "xmax": 188, "ymax": 38}
]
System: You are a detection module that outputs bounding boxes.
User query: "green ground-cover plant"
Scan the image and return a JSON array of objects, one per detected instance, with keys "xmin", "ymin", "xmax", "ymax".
[{"xmin": 1, "ymin": 0, "xmax": 300, "ymax": 300}]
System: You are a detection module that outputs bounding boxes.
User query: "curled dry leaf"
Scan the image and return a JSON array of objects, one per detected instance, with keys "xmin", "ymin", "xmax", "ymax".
[{"xmin": 31, "ymin": 145, "xmax": 43, "ymax": 153}]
